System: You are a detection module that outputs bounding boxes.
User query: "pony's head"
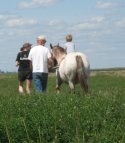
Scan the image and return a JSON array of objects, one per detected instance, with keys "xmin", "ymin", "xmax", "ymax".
[{"xmin": 50, "ymin": 43, "xmax": 66, "ymax": 59}]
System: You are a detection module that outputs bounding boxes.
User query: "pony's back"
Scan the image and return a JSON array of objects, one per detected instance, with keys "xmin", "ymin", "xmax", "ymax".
[
  {"xmin": 60, "ymin": 52, "xmax": 89, "ymax": 74},
  {"xmin": 59, "ymin": 52, "xmax": 90, "ymax": 85}
]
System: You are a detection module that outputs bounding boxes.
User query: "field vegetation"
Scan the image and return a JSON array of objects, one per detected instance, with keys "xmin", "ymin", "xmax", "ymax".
[{"xmin": 0, "ymin": 69, "xmax": 125, "ymax": 142}]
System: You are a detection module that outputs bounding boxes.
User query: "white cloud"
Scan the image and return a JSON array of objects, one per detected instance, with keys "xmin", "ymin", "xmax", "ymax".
[
  {"xmin": 48, "ymin": 20, "xmax": 65, "ymax": 26},
  {"xmin": 115, "ymin": 18, "xmax": 125, "ymax": 28},
  {"xmin": 7, "ymin": 18, "xmax": 38, "ymax": 27},
  {"xmin": 90, "ymin": 16, "xmax": 105, "ymax": 23},
  {"xmin": 0, "ymin": 14, "xmax": 16, "ymax": 21},
  {"xmin": 70, "ymin": 16, "xmax": 105, "ymax": 31},
  {"xmin": 19, "ymin": 0, "xmax": 58, "ymax": 9},
  {"xmin": 0, "ymin": 14, "xmax": 38, "ymax": 27},
  {"xmin": 75, "ymin": 22, "xmax": 95, "ymax": 30},
  {"xmin": 96, "ymin": 1, "xmax": 117, "ymax": 9}
]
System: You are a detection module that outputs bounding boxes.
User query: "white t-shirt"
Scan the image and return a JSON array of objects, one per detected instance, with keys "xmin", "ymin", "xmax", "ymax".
[
  {"xmin": 28, "ymin": 45, "xmax": 51, "ymax": 73},
  {"xmin": 64, "ymin": 42, "xmax": 75, "ymax": 54}
]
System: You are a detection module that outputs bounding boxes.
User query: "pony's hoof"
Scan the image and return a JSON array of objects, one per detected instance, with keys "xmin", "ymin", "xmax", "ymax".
[{"xmin": 56, "ymin": 90, "xmax": 60, "ymax": 94}]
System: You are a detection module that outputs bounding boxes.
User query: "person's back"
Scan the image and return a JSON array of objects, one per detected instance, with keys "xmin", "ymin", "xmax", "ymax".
[
  {"xmin": 29, "ymin": 45, "xmax": 50, "ymax": 73},
  {"xmin": 64, "ymin": 34, "xmax": 75, "ymax": 54},
  {"xmin": 28, "ymin": 35, "xmax": 53, "ymax": 93},
  {"xmin": 17, "ymin": 50, "xmax": 30, "ymax": 71},
  {"xmin": 64, "ymin": 42, "xmax": 75, "ymax": 54},
  {"xmin": 16, "ymin": 42, "xmax": 32, "ymax": 94}
]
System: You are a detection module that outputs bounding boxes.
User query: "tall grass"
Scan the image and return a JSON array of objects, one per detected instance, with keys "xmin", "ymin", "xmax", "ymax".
[{"xmin": 0, "ymin": 73, "xmax": 125, "ymax": 142}]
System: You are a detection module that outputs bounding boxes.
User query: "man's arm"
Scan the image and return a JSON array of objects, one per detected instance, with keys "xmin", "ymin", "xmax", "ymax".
[{"xmin": 48, "ymin": 57, "xmax": 54, "ymax": 67}]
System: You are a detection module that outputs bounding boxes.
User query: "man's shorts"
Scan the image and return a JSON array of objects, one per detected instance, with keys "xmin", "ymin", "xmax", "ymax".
[{"xmin": 18, "ymin": 71, "xmax": 32, "ymax": 81}]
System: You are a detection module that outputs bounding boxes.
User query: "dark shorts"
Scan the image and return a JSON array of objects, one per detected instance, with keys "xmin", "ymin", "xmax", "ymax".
[{"xmin": 18, "ymin": 71, "xmax": 32, "ymax": 81}]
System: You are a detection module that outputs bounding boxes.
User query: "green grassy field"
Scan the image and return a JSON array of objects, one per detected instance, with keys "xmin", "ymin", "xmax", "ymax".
[{"xmin": 0, "ymin": 71, "xmax": 125, "ymax": 143}]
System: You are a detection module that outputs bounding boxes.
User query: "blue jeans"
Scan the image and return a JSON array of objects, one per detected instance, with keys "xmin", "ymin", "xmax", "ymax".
[{"xmin": 33, "ymin": 72, "xmax": 48, "ymax": 93}]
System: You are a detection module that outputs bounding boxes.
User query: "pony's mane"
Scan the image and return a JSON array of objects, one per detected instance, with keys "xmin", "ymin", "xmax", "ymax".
[
  {"xmin": 52, "ymin": 45, "xmax": 66, "ymax": 56},
  {"xmin": 53, "ymin": 45, "xmax": 65, "ymax": 53}
]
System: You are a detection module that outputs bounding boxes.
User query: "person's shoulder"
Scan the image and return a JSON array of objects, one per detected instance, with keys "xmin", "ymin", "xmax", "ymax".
[
  {"xmin": 64, "ymin": 42, "xmax": 69, "ymax": 46},
  {"xmin": 29, "ymin": 46, "xmax": 37, "ymax": 51},
  {"xmin": 17, "ymin": 51, "xmax": 20, "ymax": 55},
  {"xmin": 71, "ymin": 42, "xmax": 75, "ymax": 46},
  {"xmin": 17, "ymin": 51, "xmax": 22, "ymax": 56},
  {"xmin": 68, "ymin": 42, "xmax": 75, "ymax": 46},
  {"xmin": 43, "ymin": 46, "xmax": 51, "ymax": 54},
  {"xmin": 65, "ymin": 42, "xmax": 73, "ymax": 46},
  {"xmin": 42, "ymin": 46, "xmax": 49, "ymax": 50},
  {"xmin": 32, "ymin": 45, "xmax": 37, "ymax": 49}
]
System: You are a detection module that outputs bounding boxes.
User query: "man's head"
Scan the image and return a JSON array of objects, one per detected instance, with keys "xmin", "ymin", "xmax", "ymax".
[{"xmin": 37, "ymin": 35, "xmax": 47, "ymax": 45}]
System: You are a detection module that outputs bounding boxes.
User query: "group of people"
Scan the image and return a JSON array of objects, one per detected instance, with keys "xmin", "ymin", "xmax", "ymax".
[{"xmin": 16, "ymin": 34, "xmax": 75, "ymax": 94}]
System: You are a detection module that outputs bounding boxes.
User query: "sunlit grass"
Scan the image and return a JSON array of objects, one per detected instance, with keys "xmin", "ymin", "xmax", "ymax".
[{"xmin": 0, "ymin": 73, "xmax": 125, "ymax": 142}]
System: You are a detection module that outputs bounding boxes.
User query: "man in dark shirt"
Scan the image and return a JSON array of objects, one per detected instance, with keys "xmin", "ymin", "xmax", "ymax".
[{"xmin": 16, "ymin": 42, "xmax": 32, "ymax": 94}]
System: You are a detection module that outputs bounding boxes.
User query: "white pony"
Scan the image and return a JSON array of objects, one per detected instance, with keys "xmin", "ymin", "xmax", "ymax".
[{"xmin": 50, "ymin": 44, "xmax": 90, "ymax": 95}]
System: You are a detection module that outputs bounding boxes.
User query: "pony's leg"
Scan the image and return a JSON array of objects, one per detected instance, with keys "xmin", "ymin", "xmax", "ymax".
[
  {"xmin": 83, "ymin": 80, "xmax": 88, "ymax": 94},
  {"xmin": 56, "ymin": 69, "xmax": 62, "ymax": 94},
  {"xmin": 68, "ymin": 81, "xmax": 75, "ymax": 94},
  {"xmin": 56, "ymin": 81, "xmax": 62, "ymax": 94},
  {"xmin": 56, "ymin": 86, "xmax": 61, "ymax": 94},
  {"xmin": 80, "ymin": 77, "xmax": 89, "ymax": 95}
]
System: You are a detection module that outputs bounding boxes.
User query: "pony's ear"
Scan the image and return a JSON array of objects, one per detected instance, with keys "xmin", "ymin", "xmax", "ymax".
[
  {"xmin": 57, "ymin": 43, "xmax": 59, "ymax": 46},
  {"xmin": 50, "ymin": 43, "xmax": 53, "ymax": 49}
]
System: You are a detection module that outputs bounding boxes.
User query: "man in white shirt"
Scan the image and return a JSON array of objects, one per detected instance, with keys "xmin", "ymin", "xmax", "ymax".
[{"xmin": 28, "ymin": 35, "xmax": 53, "ymax": 93}]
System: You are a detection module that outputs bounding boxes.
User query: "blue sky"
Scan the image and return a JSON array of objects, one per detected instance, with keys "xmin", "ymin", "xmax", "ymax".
[{"xmin": 0, "ymin": 0, "xmax": 125, "ymax": 71}]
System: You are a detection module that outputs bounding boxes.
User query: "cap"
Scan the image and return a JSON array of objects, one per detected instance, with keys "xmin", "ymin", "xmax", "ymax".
[
  {"xmin": 37, "ymin": 35, "xmax": 46, "ymax": 41},
  {"xmin": 22, "ymin": 42, "xmax": 32, "ymax": 48}
]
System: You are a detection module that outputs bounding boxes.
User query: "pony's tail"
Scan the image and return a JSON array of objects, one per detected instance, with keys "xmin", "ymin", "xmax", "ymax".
[{"xmin": 76, "ymin": 55, "xmax": 88, "ymax": 94}]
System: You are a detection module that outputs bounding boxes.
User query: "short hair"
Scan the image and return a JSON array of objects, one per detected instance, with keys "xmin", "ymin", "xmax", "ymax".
[{"xmin": 66, "ymin": 34, "xmax": 72, "ymax": 42}]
